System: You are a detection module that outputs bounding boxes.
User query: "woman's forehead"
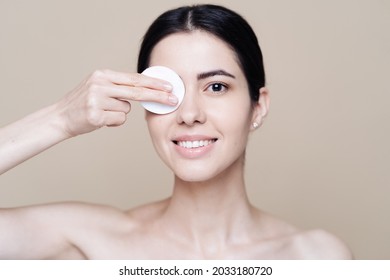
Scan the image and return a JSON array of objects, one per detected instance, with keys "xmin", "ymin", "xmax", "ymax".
[{"xmin": 148, "ymin": 31, "xmax": 243, "ymax": 77}]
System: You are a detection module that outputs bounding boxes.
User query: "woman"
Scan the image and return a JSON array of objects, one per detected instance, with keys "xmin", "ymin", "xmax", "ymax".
[{"xmin": 0, "ymin": 4, "xmax": 351, "ymax": 259}]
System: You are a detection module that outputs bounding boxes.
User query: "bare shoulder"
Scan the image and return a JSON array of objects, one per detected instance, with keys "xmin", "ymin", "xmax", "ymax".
[
  {"xmin": 292, "ymin": 229, "xmax": 353, "ymax": 259},
  {"xmin": 251, "ymin": 211, "xmax": 352, "ymax": 259},
  {"xmin": 125, "ymin": 198, "xmax": 169, "ymax": 222},
  {"xmin": 19, "ymin": 201, "xmax": 131, "ymax": 222},
  {"xmin": 42, "ymin": 201, "xmax": 138, "ymax": 231}
]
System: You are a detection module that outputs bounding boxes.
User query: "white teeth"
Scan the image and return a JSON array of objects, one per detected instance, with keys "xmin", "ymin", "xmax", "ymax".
[{"xmin": 177, "ymin": 140, "xmax": 215, "ymax": 149}]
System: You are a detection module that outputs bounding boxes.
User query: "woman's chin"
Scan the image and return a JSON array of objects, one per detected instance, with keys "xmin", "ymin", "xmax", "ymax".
[{"xmin": 173, "ymin": 167, "xmax": 219, "ymax": 183}]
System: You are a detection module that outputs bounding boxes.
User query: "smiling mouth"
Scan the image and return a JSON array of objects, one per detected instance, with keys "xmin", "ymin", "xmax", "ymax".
[{"xmin": 173, "ymin": 139, "xmax": 218, "ymax": 149}]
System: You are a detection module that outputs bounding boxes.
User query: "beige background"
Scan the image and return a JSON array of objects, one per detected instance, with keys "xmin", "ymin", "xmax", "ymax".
[{"xmin": 0, "ymin": 0, "xmax": 389, "ymax": 259}]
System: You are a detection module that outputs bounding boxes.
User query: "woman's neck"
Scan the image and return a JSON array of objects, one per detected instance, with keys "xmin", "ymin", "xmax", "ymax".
[{"xmin": 160, "ymin": 158, "xmax": 256, "ymax": 255}]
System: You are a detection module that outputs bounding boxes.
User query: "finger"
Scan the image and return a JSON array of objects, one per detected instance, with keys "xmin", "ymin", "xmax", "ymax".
[
  {"xmin": 100, "ymin": 84, "xmax": 178, "ymax": 106},
  {"xmin": 121, "ymin": 86, "xmax": 178, "ymax": 105},
  {"xmin": 97, "ymin": 69, "xmax": 173, "ymax": 92},
  {"xmin": 102, "ymin": 98, "xmax": 131, "ymax": 114},
  {"xmin": 103, "ymin": 111, "xmax": 127, "ymax": 127}
]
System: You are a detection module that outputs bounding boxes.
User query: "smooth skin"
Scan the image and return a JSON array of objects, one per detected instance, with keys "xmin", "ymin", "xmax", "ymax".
[{"xmin": 0, "ymin": 31, "xmax": 352, "ymax": 259}]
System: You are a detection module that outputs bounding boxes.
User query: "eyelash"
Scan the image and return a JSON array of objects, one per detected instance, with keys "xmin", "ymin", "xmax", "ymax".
[{"xmin": 206, "ymin": 82, "xmax": 228, "ymax": 94}]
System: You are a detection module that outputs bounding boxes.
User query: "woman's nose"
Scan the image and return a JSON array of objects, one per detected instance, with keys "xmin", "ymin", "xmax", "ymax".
[{"xmin": 175, "ymin": 87, "xmax": 206, "ymax": 126}]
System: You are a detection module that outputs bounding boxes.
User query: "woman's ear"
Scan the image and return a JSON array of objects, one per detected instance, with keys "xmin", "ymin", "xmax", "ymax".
[{"xmin": 251, "ymin": 87, "xmax": 270, "ymax": 130}]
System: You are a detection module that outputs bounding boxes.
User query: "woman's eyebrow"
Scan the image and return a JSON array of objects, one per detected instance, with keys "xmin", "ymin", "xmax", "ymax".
[{"xmin": 197, "ymin": 69, "xmax": 236, "ymax": 80}]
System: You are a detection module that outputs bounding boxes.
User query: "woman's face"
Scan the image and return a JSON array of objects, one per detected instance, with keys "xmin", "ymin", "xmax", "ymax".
[{"xmin": 145, "ymin": 31, "xmax": 266, "ymax": 182}]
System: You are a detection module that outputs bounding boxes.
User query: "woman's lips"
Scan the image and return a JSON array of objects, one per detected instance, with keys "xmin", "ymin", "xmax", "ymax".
[
  {"xmin": 174, "ymin": 139, "xmax": 216, "ymax": 148},
  {"xmin": 172, "ymin": 136, "xmax": 218, "ymax": 159}
]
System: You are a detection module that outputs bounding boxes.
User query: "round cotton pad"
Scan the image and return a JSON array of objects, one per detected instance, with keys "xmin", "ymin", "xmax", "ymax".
[{"xmin": 141, "ymin": 66, "xmax": 185, "ymax": 114}]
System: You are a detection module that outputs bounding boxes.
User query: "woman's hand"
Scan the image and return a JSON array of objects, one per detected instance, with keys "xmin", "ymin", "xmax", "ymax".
[
  {"xmin": 56, "ymin": 69, "xmax": 175, "ymax": 137},
  {"xmin": 0, "ymin": 69, "xmax": 175, "ymax": 174}
]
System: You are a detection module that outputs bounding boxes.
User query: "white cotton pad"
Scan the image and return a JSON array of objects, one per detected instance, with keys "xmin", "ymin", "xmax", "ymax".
[{"xmin": 141, "ymin": 66, "xmax": 185, "ymax": 114}]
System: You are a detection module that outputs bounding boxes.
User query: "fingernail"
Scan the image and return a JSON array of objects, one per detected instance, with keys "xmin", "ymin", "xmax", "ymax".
[
  {"xmin": 168, "ymin": 94, "xmax": 178, "ymax": 104},
  {"xmin": 163, "ymin": 83, "xmax": 173, "ymax": 91}
]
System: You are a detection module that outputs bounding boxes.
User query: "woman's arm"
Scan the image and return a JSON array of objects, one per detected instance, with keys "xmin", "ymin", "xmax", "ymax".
[
  {"xmin": 0, "ymin": 104, "xmax": 69, "ymax": 174},
  {"xmin": 0, "ymin": 69, "xmax": 174, "ymax": 259},
  {"xmin": 0, "ymin": 202, "xmax": 133, "ymax": 259},
  {"xmin": 0, "ymin": 205, "xmax": 78, "ymax": 259},
  {"xmin": 0, "ymin": 69, "xmax": 174, "ymax": 175}
]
